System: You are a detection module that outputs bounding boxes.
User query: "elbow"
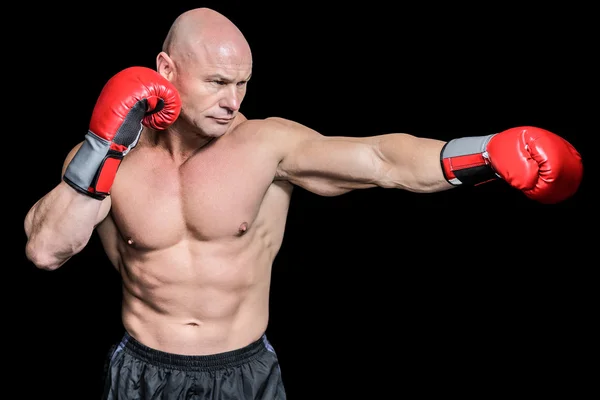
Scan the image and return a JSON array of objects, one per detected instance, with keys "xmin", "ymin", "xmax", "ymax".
[
  {"xmin": 25, "ymin": 239, "xmax": 72, "ymax": 271},
  {"xmin": 26, "ymin": 243, "xmax": 60, "ymax": 271}
]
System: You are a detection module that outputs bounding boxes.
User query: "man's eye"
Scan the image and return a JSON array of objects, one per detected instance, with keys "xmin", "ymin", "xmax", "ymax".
[{"xmin": 213, "ymin": 80, "xmax": 226, "ymax": 85}]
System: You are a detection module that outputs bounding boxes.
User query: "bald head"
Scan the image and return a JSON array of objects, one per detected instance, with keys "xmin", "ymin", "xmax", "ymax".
[
  {"xmin": 156, "ymin": 8, "xmax": 253, "ymax": 138},
  {"xmin": 162, "ymin": 8, "xmax": 251, "ymax": 66}
]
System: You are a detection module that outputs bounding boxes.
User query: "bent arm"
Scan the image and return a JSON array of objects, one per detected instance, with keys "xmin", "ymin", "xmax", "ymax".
[
  {"xmin": 273, "ymin": 118, "xmax": 453, "ymax": 196},
  {"xmin": 24, "ymin": 143, "xmax": 111, "ymax": 271}
]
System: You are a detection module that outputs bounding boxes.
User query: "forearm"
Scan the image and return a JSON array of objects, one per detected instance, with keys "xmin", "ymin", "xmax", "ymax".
[
  {"xmin": 375, "ymin": 134, "xmax": 453, "ymax": 193},
  {"xmin": 25, "ymin": 181, "xmax": 105, "ymax": 270}
]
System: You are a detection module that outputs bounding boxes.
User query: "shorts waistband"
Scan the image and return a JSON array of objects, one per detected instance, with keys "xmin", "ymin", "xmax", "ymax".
[{"xmin": 121, "ymin": 332, "xmax": 269, "ymax": 372}]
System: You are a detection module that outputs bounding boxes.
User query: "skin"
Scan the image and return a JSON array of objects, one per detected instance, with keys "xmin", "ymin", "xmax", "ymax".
[{"xmin": 24, "ymin": 8, "xmax": 452, "ymax": 355}]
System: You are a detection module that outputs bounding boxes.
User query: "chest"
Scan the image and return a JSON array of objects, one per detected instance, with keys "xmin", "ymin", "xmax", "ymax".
[
  {"xmin": 110, "ymin": 141, "xmax": 278, "ymax": 242},
  {"xmin": 180, "ymin": 146, "xmax": 275, "ymax": 230}
]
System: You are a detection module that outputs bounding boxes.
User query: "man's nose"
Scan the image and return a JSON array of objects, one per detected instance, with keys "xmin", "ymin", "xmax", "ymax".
[{"xmin": 220, "ymin": 86, "xmax": 241, "ymax": 112}]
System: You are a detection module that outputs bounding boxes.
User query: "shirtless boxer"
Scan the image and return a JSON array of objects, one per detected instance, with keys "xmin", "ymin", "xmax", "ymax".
[{"xmin": 24, "ymin": 7, "xmax": 583, "ymax": 400}]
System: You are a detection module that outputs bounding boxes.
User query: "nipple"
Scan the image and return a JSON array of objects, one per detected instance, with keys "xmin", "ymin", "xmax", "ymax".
[{"xmin": 238, "ymin": 222, "xmax": 249, "ymax": 235}]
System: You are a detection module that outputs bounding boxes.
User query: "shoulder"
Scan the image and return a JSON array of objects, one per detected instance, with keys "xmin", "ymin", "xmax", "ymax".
[
  {"xmin": 229, "ymin": 117, "xmax": 323, "ymax": 161},
  {"xmin": 232, "ymin": 116, "xmax": 322, "ymax": 145}
]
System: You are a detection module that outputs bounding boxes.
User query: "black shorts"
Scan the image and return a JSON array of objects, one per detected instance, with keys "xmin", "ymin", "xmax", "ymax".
[{"xmin": 102, "ymin": 332, "xmax": 286, "ymax": 400}]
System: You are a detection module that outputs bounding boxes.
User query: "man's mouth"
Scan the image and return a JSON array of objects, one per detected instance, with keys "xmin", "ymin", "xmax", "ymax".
[{"xmin": 211, "ymin": 117, "xmax": 233, "ymax": 124}]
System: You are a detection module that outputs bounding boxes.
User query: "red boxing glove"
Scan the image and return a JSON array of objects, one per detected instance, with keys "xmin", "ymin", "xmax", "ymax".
[
  {"xmin": 63, "ymin": 66, "xmax": 181, "ymax": 199},
  {"xmin": 440, "ymin": 126, "xmax": 583, "ymax": 204}
]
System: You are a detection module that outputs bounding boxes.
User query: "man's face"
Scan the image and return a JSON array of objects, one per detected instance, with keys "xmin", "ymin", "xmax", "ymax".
[{"xmin": 176, "ymin": 44, "xmax": 252, "ymax": 138}]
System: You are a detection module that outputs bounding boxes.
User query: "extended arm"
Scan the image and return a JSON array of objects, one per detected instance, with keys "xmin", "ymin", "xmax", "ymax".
[
  {"xmin": 276, "ymin": 120, "xmax": 451, "ymax": 195},
  {"xmin": 274, "ymin": 118, "xmax": 583, "ymax": 203}
]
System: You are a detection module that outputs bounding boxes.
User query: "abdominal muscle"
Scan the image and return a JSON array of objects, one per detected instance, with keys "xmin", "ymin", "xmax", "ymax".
[{"xmin": 117, "ymin": 230, "xmax": 275, "ymax": 356}]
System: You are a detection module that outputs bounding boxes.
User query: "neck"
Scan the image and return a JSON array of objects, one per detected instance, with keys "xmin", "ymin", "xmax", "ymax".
[
  {"xmin": 141, "ymin": 126, "xmax": 212, "ymax": 166},
  {"xmin": 141, "ymin": 113, "xmax": 247, "ymax": 163}
]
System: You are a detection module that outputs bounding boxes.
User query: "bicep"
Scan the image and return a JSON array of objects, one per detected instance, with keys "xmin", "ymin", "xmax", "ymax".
[{"xmin": 277, "ymin": 133, "xmax": 382, "ymax": 196}]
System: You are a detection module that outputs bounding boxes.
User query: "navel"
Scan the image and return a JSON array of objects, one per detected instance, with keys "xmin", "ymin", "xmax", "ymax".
[{"xmin": 127, "ymin": 237, "xmax": 135, "ymax": 246}]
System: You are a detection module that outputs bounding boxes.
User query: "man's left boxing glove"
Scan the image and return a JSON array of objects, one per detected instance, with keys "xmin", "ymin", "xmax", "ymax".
[
  {"xmin": 63, "ymin": 66, "xmax": 181, "ymax": 200},
  {"xmin": 440, "ymin": 126, "xmax": 583, "ymax": 204}
]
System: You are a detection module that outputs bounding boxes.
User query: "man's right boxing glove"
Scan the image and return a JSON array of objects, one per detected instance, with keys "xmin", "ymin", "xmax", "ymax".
[{"xmin": 63, "ymin": 66, "xmax": 181, "ymax": 200}]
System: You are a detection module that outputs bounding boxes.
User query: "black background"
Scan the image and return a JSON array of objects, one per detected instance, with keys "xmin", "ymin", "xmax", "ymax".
[{"xmin": 13, "ymin": 1, "xmax": 594, "ymax": 399}]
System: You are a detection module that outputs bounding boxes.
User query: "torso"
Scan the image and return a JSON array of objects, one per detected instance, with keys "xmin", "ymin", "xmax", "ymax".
[{"xmin": 96, "ymin": 117, "xmax": 293, "ymax": 355}]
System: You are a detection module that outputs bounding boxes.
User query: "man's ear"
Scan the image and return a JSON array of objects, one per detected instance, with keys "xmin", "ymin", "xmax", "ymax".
[{"xmin": 156, "ymin": 52, "xmax": 175, "ymax": 81}]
